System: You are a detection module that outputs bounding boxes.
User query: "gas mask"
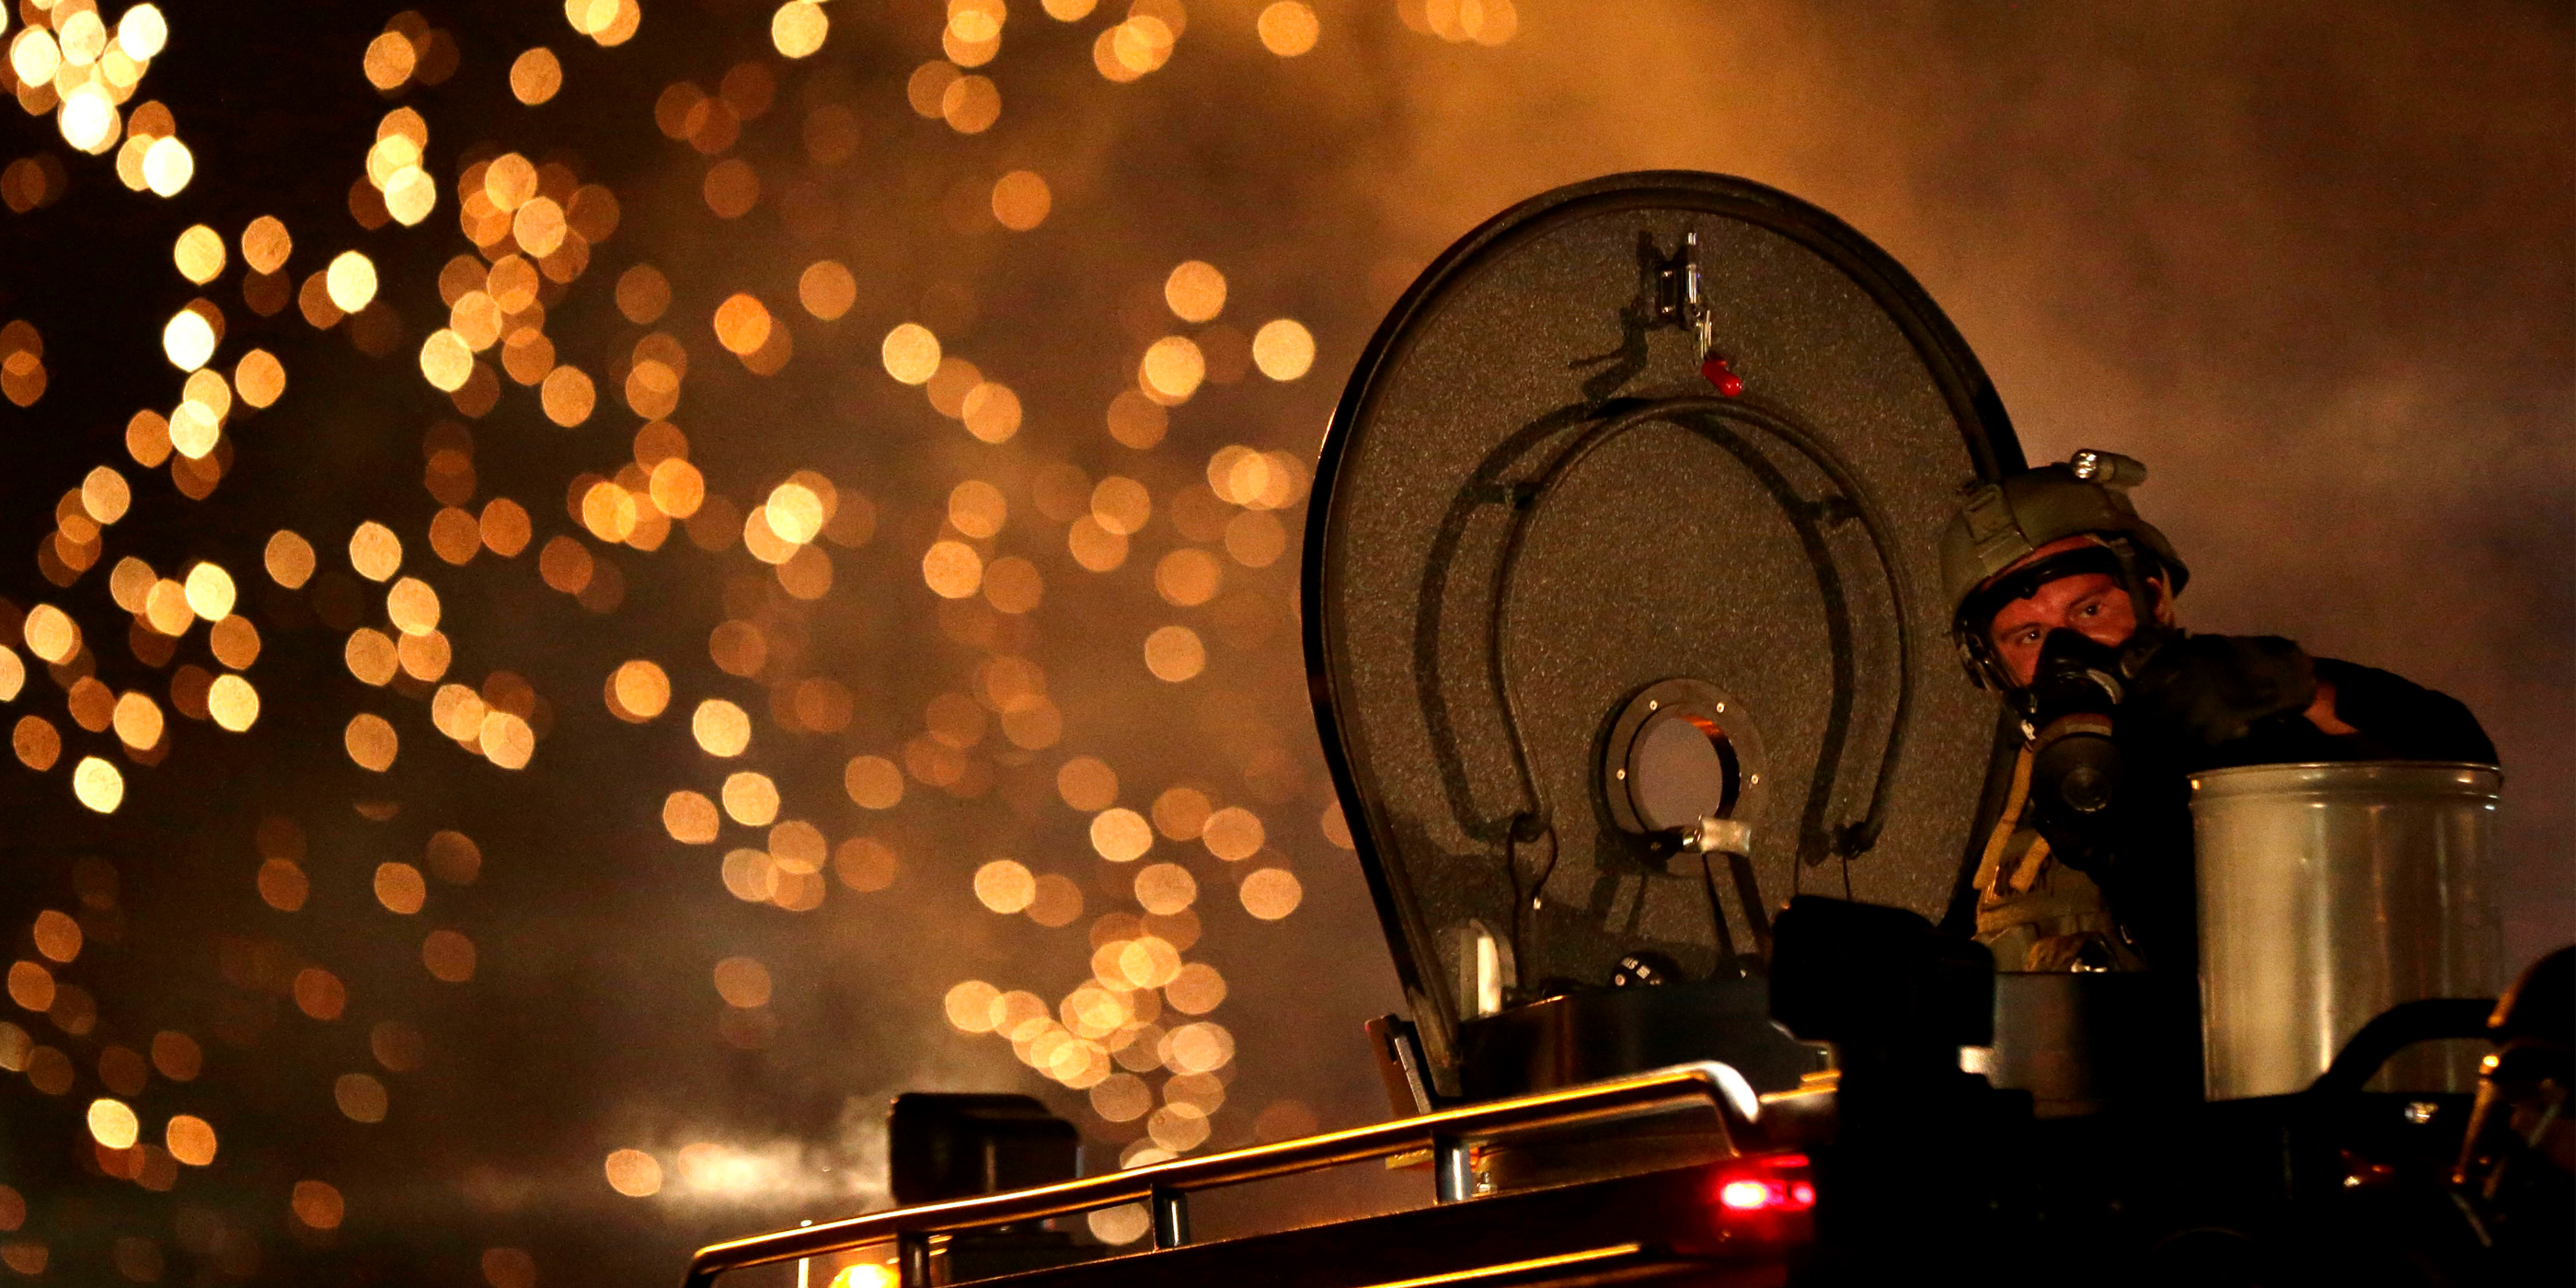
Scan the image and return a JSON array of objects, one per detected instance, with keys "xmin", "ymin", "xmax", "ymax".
[
  {"xmin": 2020, "ymin": 627, "xmax": 2130, "ymax": 868},
  {"xmin": 2026, "ymin": 628, "xmax": 2125, "ymax": 801}
]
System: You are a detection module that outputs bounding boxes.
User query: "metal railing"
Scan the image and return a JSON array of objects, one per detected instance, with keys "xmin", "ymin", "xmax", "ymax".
[{"xmin": 682, "ymin": 1062, "xmax": 1760, "ymax": 1288}]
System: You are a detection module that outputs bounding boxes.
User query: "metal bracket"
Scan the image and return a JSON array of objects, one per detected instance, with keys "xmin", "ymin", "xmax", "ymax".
[
  {"xmin": 895, "ymin": 1232, "xmax": 930, "ymax": 1287},
  {"xmin": 1367, "ymin": 1014, "xmax": 1437, "ymax": 1118},
  {"xmin": 1432, "ymin": 1134, "xmax": 1476, "ymax": 1202},
  {"xmin": 1149, "ymin": 1186, "xmax": 1190, "ymax": 1248},
  {"xmin": 1650, "ymin": 229, "xmax": 1716, "ymax": 355}
]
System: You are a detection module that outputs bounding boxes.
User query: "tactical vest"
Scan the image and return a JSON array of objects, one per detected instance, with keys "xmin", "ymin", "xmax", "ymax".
[{"xmin": 1971, "ymin": 745, "xmax": 2144, "ymax": 973}]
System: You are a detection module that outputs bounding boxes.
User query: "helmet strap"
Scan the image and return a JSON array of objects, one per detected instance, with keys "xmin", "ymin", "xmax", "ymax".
[{"xmin": 2100, "ymin": 535, "xmax": 2179, "ymax": 676}]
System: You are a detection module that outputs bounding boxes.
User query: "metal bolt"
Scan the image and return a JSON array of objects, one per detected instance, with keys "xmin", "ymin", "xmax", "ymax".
[
  {"xmin": 1748, "ymin": 774, "xmax": 1761, "ymax": 785},
  {"xmin": 1716, "ymin": 702, "xmax": 1726, "ymax": 713},
  {"xmin": 1615, "ymin": 768, "xmax": 1626, "ymax": 780},
  {"xmin": 1647, "ymin": 700, "xmax": 1659, "ymax": 711}
]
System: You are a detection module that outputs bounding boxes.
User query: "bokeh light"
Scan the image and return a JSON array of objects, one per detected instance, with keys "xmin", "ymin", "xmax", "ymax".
[
  {"xmin": 722, "ymin": 772, "xmax": 780, "ymax": 825},
  {"xmin": 1139, "ymin": 336, "xmax": 1206, "ymax": 404},
  {"xmin": 973, "ymin": 859, "xmax": 1037, "ymax": 914},
  {"xmin": 160, "ymin": 309, "xmax": 213, "ymax": 371},
  {"xmin": 604, "ymin": 1148, "xmax": 663, "ymax": 1197},
  {"xmin": 1257, "ymin": 3, "xmax": 1321, "ymax": 56},
  {"xmin": 1251, "ymin": 318, "xmax": 1316, "ymax": 380},
  {"xmin": 291, "ymin": 1179, "xmax": 344, "ymax": 1230},
  {"xmin": 1239, "ymin": 868, "xmax": 1305, "ymax": 920},
  {"xmin": 1143, "ymin": 625, "xmax": 1207, "ymax": 682},
  {"xmin": 325, "ymin": 250, "xmax": 378, "ymax": 313},
  {"xmin": 772, "ymin": 2, "xmax": 829, "ymax": 58},
  {"xmin": 1089, "ymin": 808, "xmax": 1154, "ymax": 862},
  {"xmin": 349, "ymin": 522, "xmax": 403, "ymax": 581},
  {"xmin": 880, "ymin": 323, "xmax": 941, "ymax": 384},
  {"xmin": 512, "ymin": 48, "xmax": 564, "ymax": 105},
  {"xmin": 991, "ymin": 170, "xmax": 1052, "ymax": 230},
  {"xmin": 693, "ymin": 699, "xmax": 752, "ymax": 756},
  {"xmin": 87, "ymin": 1098, "xmax": 140, "ymax": 1150},
  {"xmin": 141, "ymin": 137, "xmax": 191, "ymax": 196},
  {"xmin": 165, "ymin": 1116, "xmax": 216, "ymax": 1167},
  {"xmin": 344, "ymin": 714, "xmax": 399, "ymax": 771},
  {"xmin": 1164, "ymin": 261, "xmax": 1227, "ymax": 323},
  {"xmin": 70, "ymin": 757, "xmax": 122, "ymax": 812}
]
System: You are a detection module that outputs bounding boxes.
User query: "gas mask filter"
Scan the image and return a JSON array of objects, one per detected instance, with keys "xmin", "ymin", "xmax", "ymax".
[{"xmin": 2024, "ymin": 628, "xmax": 2127, "ymax": 850}]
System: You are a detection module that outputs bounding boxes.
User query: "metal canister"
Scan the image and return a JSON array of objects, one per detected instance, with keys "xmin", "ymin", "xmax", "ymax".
[{"xmin": 2191, "ymin": 761, "xmax": 2502, "ymax": 1099}]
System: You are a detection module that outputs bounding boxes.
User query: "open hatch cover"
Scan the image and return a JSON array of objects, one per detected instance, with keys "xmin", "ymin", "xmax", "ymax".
[{"xmin": 1302, "ymin": 172, "xmax": 2025, "ymax": 1098}]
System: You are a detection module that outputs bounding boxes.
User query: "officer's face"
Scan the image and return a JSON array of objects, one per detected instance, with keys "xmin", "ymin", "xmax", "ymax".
[{"xmin": 1987, "ymin": 572, "xmax": 2144, "ymax": 687}]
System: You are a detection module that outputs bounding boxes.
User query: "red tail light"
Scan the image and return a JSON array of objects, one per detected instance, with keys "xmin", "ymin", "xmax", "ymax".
[
  {"xmin": 1716, "ymin": 1180, "xmax": 1771, "ymax": 1211},
  {"xmin": 1680, "ymin": 1151, "xmax": 1817, "ymax": 1256},
  {"xmin": 1711, "ymin": 1153, "xmax": 1816, "ymax": 1214}
]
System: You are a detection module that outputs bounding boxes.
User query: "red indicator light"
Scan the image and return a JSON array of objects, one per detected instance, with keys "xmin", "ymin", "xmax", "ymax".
[
  {"xmin": 1696, "ymin": 1154, "xmax": 1818, "ymax": 1255},
  {"xmin": 1709, "ymin": 1155, "xmax": 1817, "ymax": 1215},
  {"xmin": 1700, "ymin": 353, "xmax": 1745, "ymax": 397},
  {"xmin": 1718, "ymin": 1179, "xmax": 1770, "ymax": 1212}
]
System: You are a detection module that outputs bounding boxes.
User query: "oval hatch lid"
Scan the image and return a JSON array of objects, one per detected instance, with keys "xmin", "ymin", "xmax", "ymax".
[{"xmin": 1300, "ymin": 171, "xmax": 2024, "ymax": 1092}]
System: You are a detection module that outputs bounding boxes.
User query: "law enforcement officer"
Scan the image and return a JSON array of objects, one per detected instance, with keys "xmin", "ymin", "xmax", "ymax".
[{"xmin": 1934, "ymin": 451, "xmax": 2497, "ymax": 974}]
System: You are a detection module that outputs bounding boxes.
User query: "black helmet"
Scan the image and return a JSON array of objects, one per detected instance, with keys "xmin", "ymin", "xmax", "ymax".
[{"xmin": 1939, "ymin": 450, "xmax": 2190, "ymax": 691}]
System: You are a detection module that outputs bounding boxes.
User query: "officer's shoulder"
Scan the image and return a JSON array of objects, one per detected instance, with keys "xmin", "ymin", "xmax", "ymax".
[
  {"xmin": 2311, "ymin": 655, "xmax": 2445, "ymax": 700},
  {"xmin": 2310, "ymin": 655, "xmax": 2498, "ymax": 763}
]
